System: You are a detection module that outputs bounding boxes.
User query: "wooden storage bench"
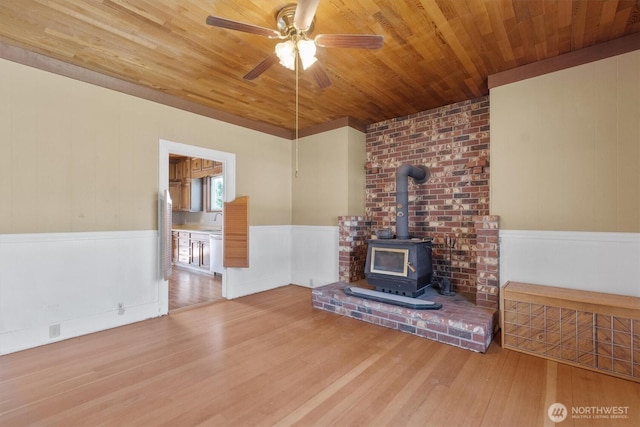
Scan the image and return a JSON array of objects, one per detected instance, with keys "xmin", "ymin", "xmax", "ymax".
[{"xmin": 501, "ymin": 281, "xmax": 640, "ymax": 382}]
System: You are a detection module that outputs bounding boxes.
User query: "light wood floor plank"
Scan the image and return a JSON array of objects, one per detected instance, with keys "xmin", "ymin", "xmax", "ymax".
[
  {"xmin": 168, "ymin": 267, "xmax": 223, "ymax": 310},
  {"xmin": 1, "ymin": 285, "xmax": 638, "ymax": 426}
]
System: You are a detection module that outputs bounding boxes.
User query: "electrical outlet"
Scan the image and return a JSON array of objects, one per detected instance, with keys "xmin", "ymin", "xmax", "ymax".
[
  {"xmin": 49, "ymin": 324, "xmax": 60, "ymax": 338},
  {"xmin": 117, "ymin": 302, "xmax": 125, "ymax": 315}
]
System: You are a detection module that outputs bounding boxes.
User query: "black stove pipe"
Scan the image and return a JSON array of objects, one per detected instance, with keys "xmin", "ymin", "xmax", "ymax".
[{"xmin": 395, "ymin": 164, "xmax": 430, "ymax": 240}]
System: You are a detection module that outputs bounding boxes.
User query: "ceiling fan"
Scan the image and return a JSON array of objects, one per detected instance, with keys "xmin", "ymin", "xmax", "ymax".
[{"xmin": 206, "ymin": 0, "xmax": 384, "ymax": 88}]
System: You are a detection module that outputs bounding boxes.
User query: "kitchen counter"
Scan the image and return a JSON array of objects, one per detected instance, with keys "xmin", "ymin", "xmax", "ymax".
[{"xmin": 172, "ymin": 224, "xmax": 222, "ymax": 234}]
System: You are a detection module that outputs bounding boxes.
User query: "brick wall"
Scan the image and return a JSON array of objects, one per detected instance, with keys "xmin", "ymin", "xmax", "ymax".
[
  {"xmin": 365, "ymin": 96, "xmax": 490, "ymax": 301},
  {"xmin": 338, "ymin": 216, "xmax": 373, "ymax": 282},
  {"xmin": 474, "ymin": 215, "xmax": 500, "ymax": 308}
]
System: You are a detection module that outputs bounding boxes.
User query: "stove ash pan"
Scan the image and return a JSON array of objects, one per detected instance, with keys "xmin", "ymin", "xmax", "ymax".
[{"xmin": 364, "ymin": 238, "xmax": 433, "ymax": 297}]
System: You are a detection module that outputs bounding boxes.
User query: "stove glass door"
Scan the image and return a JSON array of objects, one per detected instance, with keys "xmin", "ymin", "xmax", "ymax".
[{"xmin": 370, "ymin": 247, "xmax": 409, "ymax": 277}]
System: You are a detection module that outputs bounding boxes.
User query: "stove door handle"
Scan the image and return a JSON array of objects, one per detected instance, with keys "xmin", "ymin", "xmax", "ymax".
[{"xmin": 407, "ymin": 262, "xmax": 416, "ymax": 273}]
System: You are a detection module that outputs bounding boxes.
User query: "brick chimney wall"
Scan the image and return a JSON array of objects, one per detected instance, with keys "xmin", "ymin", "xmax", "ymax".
[{"xmin": 365, "ymin": 96, "xmax": 490, "ymax": 301}]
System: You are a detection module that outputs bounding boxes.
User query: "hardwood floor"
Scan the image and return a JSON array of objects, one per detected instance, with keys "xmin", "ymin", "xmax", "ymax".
[
  {"xmin": 169, "ymin": 267, "xmax": 223, "ymax": 310},
  {"xmin": 1, "ymin": 285, "xmax": 638, "ymax": 426}
]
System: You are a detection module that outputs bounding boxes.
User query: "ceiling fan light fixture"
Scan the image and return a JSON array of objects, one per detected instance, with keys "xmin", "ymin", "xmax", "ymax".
[
  {"xmin": 207, "ymin": 1, "xmax": 382, "ymax": 86},
  {"xmin": 297, "ymin": 39, "xmax": 317, "ymax": 69},
  {"xmin": 275, "ymin": 38, "xmax": 317, "ymax": 71},
  {"xmin": 275, "ymin": 40, "xmax": 296, "ymax": 70}
]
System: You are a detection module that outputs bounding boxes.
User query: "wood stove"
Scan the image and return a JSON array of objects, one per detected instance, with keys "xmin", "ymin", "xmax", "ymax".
[
  {"xmin": 364, "ymin": 164, "xmax": 434, "ymax": 297},
  {"xmin": 365, "ymin": 237, "xmax": 433, "ymax": 297}
]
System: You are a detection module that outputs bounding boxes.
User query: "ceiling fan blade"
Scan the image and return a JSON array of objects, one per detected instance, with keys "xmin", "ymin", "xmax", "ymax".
[
  {"xmin": 315, "ymin": 34, "xmax": 384, "ymax": 49},
  {"xmin": 206, "ymin": 15, "xmax": 282, "ymax": 38},
  {"xmin": 309, "ymin": 62, "xmax": 332, "ymax": 89},
  {"xmin": 243, "ymin": 53, "xmax": 279, "ymax": 80},
  {"xmin": 293, "ymin": 0, "xmax": 320, "ymax": 31}
]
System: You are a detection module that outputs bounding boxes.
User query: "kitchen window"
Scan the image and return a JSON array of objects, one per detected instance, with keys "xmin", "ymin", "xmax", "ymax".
[{"xmin": 209, "ymin": 175, "xmax": 223, "ymax": 211}]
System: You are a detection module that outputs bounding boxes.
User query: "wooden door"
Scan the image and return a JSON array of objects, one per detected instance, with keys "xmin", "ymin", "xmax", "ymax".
[
  {"xmin": 190, "ymin": 239, "xmax": 200, "ymax": 267},
  {"xmin": 169, "ymin": 182, "xmax": 181, "ymax": 211},
  {"xmin": 223, "ymin": 196, "xmax": 249, "ymax": 268},
  {"xmin": 180, "ymin": 182, "xmax": 190, "ymax": 212},
  {"xmin": 200, "ymin": 240, "xmax": 211, "ymax": 270}
]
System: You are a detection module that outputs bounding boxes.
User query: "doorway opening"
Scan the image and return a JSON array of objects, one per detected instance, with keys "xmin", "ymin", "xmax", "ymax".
[
  {"xmin": 168, "ymin": 267, "xmax": 223, "ymax": 310},
  {"xmin": 159, "ymin": 139, "xmax": 236, "ymax": 313}
]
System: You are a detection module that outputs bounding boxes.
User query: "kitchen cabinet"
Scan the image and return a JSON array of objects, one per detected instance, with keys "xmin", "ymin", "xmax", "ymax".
[
  {"xmin": 172, "ymin": 178, "xmax": 202, "ymax": 212},
  {"xmin": 190, "ymin": 234, "xmax": 210, "ymax": 270},
  {"xmin": 180, "ymin": 158, "xmax": 191, "ymax": 180},
  {"xmin": 211, "ymin": 234, "xmax": 223, "ymax": 275},
  {"xmin": 169, "ymin": 162, "xmax": 178, "ymax": 181},
  {"xmin": 177, "ymin": 232, "xmax": 190, "ymax": 265},
  {"xmin": 180, "ymin": 182, "xmax": 190, "ymax": 212},
  {"xmin": 171, "ymin": 231, "xmax": 179, "ymax": 263},
  {"xmin": 190, "ymin": 178, "xmax": 203, "ymax": 211},
  {"xmin": 175, "ymin": 160, "xmax": 184, "ymax": 181},
  {"xmin": 173, "ymin": 230, "xmax": 212, "ymax": 273},
  {"xmin": 191, "ymin": 157, "xmax": 202, "ymax": 174},
  {"xmin": 169, "ymin": 182, "xmax": 181, "ymax": 210},
  {"xmin": 184, "ymin": 178, "xmax": 202, "ymax": 212},
  {"xmin": 200, "ymin": 239, "xmax": 211, "ymax": 270},
  {"xmin": 190, "ymin": 239, "xmax": 200, "ymax": 268},
  {"xmin": 191, "ymin": 157, "xmax": 220, "ymax": 179},
  {"xmin": 172, "ymin": 157, "xmax": 191, "ymax": 181},
  {"xmin": 171, "ymin": 156, "xmax": 214, "ymax": 212},
  {"xmin": 202, "ymin": 159, "xmax": 214, "ymax": 172}
]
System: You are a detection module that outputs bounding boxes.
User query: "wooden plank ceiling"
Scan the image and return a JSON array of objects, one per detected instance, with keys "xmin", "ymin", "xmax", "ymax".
[{"xmin": 0, "ymin": 1, "xmax": 639, "ymax": 135}]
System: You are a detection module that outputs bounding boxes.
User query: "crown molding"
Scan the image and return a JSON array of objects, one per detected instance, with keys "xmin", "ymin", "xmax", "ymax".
[
  {"xmin": 0, "ymin": 41, "xmax": 295, "ymax": 139},
  {"xmin": 489, "ymin": 32, "xmax": 640, "ymax": 89}
]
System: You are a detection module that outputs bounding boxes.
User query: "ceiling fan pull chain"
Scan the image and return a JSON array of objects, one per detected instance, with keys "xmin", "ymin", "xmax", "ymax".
[{"xmin": 295, "ymin": 54, "xmax": 299, "ymax": 178}]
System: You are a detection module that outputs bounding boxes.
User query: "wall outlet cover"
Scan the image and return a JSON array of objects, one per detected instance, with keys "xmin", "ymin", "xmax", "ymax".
[{"xmin": 49, "ymin": 324, "xmax": 60, "ymax": 338}]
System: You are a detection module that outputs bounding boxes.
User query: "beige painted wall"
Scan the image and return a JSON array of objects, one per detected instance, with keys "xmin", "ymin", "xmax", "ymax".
[
  {"xmin": 347, "ymin": 127, "xmax": 367, "ymax": 216},
  {"xmin": 291, "ymin": 127, "xmax": 366, "ymax": 226},
  {"xmin": 0, "ymin": 58, "xmax": 292, "ymax": 232},
  {"xmin": 491, "ymin": 50, "xmax": 640, "ymax": 232}
]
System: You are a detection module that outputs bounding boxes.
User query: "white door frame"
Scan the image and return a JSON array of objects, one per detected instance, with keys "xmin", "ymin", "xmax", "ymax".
[{"xmin": 158, "ymin": 139, "xmax": 237, "ymax": 311}]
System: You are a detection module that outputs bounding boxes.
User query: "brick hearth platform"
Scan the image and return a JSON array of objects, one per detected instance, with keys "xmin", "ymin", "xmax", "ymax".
[{"xmin": 312, "ymin": 282, "xmax": 498, "ymax": 353}]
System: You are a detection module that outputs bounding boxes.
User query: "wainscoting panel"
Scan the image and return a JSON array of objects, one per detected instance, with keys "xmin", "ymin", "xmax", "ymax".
[
  {"xmin": 0, "ymin": 225, "xmax": 344, "ymax": 351},
  {"xmin": 0, "ymin": 230, "xmax": 161, "ymax": 354},
  {"xmin": 500, "ymin": 230, "xmax": 640, "ymax": 297},
  {"xmin": 291, "ymin": 226, "xmax": 339, "ymax": 288},
  {"xmin": 223, "ymin": 226, "xmax": 292, "ymax": 299},
  {"xmin": 223, "ymin": 225, "xmax": 339, "ymax": 299}
]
